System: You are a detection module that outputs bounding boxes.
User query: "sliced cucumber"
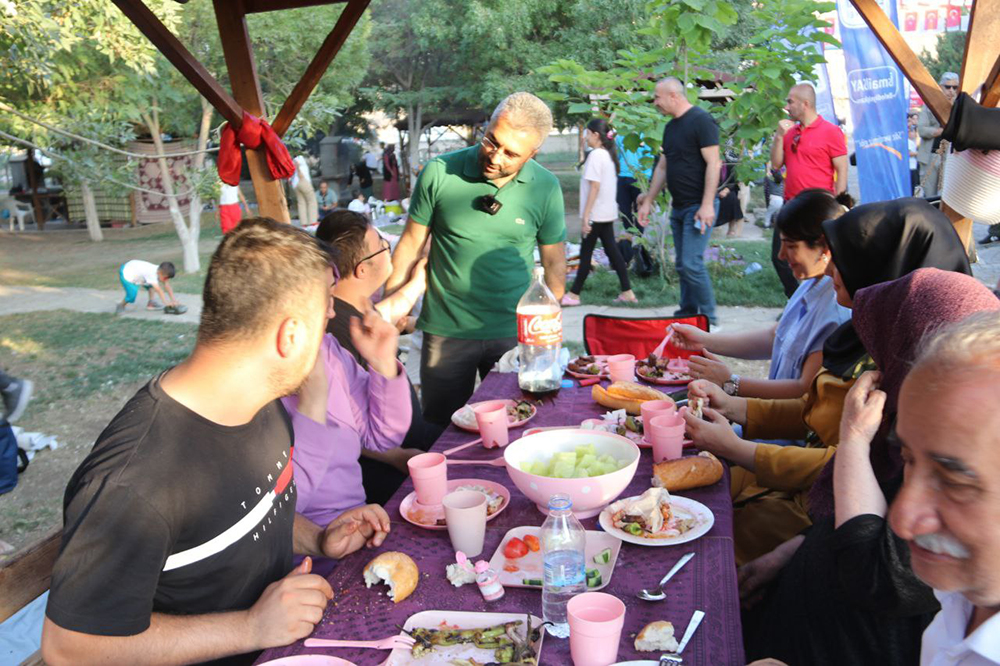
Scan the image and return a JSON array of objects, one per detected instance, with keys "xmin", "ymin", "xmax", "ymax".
[
  {"xmin": 593, "ymin": 547, "xmax": 612, "ymax": 564},
  {"xmin": 522, "ymin": 578, "xmax": 543, "ymax": 587},
  {"xmin": 586, "ymin": 568, "xmax": 600, "ymax": 580},
  {"xmin": 586, "ymin": 571, "xmax": 603, "ymax": 588}
]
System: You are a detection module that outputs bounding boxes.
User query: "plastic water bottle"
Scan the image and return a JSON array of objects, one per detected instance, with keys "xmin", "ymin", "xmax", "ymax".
[
  {"xmin": 541, "ymin": 494, "xmax": 587, "ymax": 637},
  {"xmin": 517, "ymin": 267, "xmax": 562, "ymax": 395}
]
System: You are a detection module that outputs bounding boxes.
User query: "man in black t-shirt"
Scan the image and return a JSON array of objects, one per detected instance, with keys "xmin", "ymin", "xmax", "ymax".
[
  {"xmin": 42, "ymin": 219, "xmax": 393, "ymax": 665},
  {"xmin": 316, "ymin": 210, "xmax": 440, "ymax": 504},
  {"xmin": 638, "ymin": 77, "xmax": 722, "ymax": 326}
]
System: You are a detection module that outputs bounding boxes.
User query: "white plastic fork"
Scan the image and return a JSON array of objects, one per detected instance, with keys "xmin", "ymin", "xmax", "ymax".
[{"xmin": 304, "ymin": 634, "xmax": 414, "ymax": 650}]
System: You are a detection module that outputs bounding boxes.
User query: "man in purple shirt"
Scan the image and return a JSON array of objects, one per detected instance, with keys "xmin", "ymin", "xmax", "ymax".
[{"xmin": 283, "ymin": 284, "xmax": 413, "ymax": 530}]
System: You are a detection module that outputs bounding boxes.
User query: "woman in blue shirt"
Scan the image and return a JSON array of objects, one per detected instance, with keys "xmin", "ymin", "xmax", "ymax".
[{"xmin": 671, "ymin": 189, "xmax": 850, "ymax": 400}]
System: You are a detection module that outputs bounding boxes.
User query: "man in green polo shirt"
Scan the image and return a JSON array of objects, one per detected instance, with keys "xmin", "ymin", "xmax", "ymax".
[{"xmin": 387, "ymin": 92, "xmax": 567, "ymax": 426}]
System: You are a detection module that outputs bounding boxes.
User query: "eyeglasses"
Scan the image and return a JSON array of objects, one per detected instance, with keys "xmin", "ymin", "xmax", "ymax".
[
  {"xmin": 943, "ymin": 84, "xmax": 959, "ymax": 90},
  {"xmin": 354, "ymin": 236, "xmax": 390, "ymax": 274},
  {"xmin": 790, "ymin": 132, "xmax": 802, "ymax": 154},
  {"xmin": 481, "ymin": 134, "xmax": 521, "ymax": 163}
]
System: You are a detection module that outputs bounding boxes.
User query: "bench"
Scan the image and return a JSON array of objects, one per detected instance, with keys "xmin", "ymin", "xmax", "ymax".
[{"xmin": 0, "ymin": 529, "xmax": 61, "ymax": 665}]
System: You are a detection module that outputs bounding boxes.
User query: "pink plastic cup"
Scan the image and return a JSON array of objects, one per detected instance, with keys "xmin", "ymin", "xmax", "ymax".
[
  {"xmin": 640, "ymin": 399, "xmax": 677, "ymax": 426},
  {"xmin": 649, "ymin": 414, "xmax": 684, "ymax": 462},
  {"xmin": 442, "ymin": 490, "xmax": 488, "ymax": 557},
  {"xmin": 407, "ymin": 452, "xmax": 448, "ymax": 505},
  {"xmin": 567, "ymin": 592, "xmax": 626, "ymax": 666},
  {"xmin": 474, "ymin": 401, "xmax": 510, "ymax": 449},
  {"xmin": 606, "ymin": 354, "xmax": 636, "ymax": 383}
]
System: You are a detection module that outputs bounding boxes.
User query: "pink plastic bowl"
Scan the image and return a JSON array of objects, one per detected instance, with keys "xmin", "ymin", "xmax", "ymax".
[{"xmin": 503, "ymin": 429, "xmax": 640, "ymax": 519}]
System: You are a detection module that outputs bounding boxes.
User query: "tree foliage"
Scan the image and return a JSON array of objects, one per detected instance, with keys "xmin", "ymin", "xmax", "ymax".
[
  {"xmin": 919, "ymin": 31, "xmax": 966, "ymax": 83},
  {"xmin": 541, "ymin": 0, "xmax": 838, "ymax": 186}
]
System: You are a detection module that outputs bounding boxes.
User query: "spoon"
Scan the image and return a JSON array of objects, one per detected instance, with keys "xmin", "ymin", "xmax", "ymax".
[
  {"xmin": 637, "ymin": 552, "xmax": 695, "ymax": 601},
  {"xmin": 442, "ymin": 438, "xmax": 483, "ymax": 456},
  {"xmin": 446, "ymin": 457, "xmax": 507, "ymax": 467}
]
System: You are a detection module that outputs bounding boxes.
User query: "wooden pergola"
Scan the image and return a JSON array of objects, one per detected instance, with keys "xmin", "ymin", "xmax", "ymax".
[
  {"xmin": 849, "ymin": 0, "xmax": 1000, "ymax": 249},
  {"xmin": 110, "ymin": 0, "xmax": 372, "ymax": 223}
]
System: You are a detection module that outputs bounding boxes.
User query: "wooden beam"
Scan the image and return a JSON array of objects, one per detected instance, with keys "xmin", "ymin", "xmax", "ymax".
[
  {"xmin": 272, "ymin": 0, "xmax": 372, "ymax": 137},
  {"xmin": 849, "ymin": 0, "xmax": 952, "ymax": 124},
  {"xmin": 0, "ymin": 529, "xmax": 61, "ymax": 624},
  {"xmin": 243, "ymin": 0, "xmax": 348, "ymax": 12},
  {"xmin": 112, "ymin": 0, "xmax": 243, "ymax": 126},
  {"xmin": 213, "ymin": 0, "xmax": 291, "ymax": 223},
  {"xmin": 961, "ymin": 0, "xmax": 1000, "ymax": 99},
  {"xmin": 982, "ymin": 52, "xmax": 1000, "ymax": 108},
  {"xmin": 943, "ymin": 202, "xmax": 975, "ymax": 253}
]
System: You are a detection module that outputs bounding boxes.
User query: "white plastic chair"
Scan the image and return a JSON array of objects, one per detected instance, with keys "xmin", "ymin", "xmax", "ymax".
[{"xmin": 1, "ymin": 196, "xmax": 34, "ymax": 232}]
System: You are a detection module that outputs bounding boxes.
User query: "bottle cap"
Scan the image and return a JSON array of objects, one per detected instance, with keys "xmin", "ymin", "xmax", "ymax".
[{"xmin": 474, "ymin": 561, "xmax": 490, "ymax": 574}]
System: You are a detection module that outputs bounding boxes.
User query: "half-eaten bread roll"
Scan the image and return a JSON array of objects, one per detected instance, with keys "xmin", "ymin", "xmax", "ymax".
[
  {"xmin": 363, "ymin": 551, "xmax": 419, "ymax": 603},
  {"xmin": 635, "ymin": 620, "xmax": 679, "ymax": 652}
]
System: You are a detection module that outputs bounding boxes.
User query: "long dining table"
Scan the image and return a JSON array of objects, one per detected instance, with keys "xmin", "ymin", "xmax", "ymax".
[{"xmin": 257, "ymin": 372, "xmax": 744, "ymax": 665}]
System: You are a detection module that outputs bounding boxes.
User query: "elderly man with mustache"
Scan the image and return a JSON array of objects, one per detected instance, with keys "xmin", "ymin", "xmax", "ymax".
[{"xmin": 887, "ymin": 310, "xmax": 1000, "ymax": 665}]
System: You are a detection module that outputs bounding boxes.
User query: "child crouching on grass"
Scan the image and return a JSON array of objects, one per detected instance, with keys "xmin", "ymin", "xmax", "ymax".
[{"xmin": 116, "ymin": 260, "xmax": 180, "ymax": 315}]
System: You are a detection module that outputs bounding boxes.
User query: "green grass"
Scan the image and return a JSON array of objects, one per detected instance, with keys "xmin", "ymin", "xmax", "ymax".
[
  {"xmin": 569, "ymin": 238, "xmax": 786, "ymax": 309},
  {"xmin": 535, "ymin": 151, "xmax": 579, "ymax": 168},
  {"xmin": 0, "ymin": 310, "xmax": 196, "ymax": 405}
]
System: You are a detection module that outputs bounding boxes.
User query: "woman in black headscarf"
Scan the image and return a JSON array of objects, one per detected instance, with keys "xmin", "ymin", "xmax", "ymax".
[
  {"xmin": 741, "ymin": 268, "xmax": 998, "ymax": 666},
  {"xmin": 685, "ymin": 198, "xmax": 971, "ymax": 565}
]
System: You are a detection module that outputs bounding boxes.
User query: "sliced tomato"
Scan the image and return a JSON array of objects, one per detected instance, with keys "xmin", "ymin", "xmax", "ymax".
[
  {"xmin": 503, "ymin": 563, "xmax": 520, "ymax": 572},
  {"xmin": 523, "ymin": 534, "xmax": 540, "ymax": 552},
  {"xmin": 503, "ymin": 537, "xmax": 529, "ymax": 559}
]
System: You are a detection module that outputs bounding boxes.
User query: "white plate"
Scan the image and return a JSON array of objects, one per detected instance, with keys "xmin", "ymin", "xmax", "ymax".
[
  {"xmin": 385, "ymin": 610, "xmax": 545, "ymax": 665},
  {"xmin": 599, "ymin": 495, "xmax": 714, "ymax": 546},
  {"xmin": 451, "ymin": 399, "xmax": 537, "ymax": 432},
  {"xmin": 487, "ymin": 526, "xmax": 622, "ymax": 591}
]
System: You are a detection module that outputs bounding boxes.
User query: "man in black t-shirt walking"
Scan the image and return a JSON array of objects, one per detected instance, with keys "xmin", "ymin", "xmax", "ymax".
[
  {"xmin": 638, "ymin": 77, "xmax": 722, "ymax": 326},
  {"xmin": 42, "ymin": 219, "xmax": 393, "ymax": 665}
]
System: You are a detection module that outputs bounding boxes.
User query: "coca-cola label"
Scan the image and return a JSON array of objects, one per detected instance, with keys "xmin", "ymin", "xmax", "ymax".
[{"xmin": 518, "ymin": 311, "xmax": 562, "ymax": 345}]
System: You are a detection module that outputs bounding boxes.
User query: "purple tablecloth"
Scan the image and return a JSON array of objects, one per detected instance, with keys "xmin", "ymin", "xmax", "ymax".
[{"xmin": 258, "ymin": 373, "xmax": 744, "ymax": 665}]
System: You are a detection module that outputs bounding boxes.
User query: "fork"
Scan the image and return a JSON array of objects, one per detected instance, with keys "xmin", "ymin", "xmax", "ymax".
[
  {"xmin": 304, "ymin": 635, "xmax": 414, "ymax": 650},
  {"xmin": 658, "ymin": 610, "xmax": 705, "ymax": 665}
]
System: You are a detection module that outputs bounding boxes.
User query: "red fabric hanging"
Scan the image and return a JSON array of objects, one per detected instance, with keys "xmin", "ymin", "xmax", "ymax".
[{"xmin": 217, "ymin": 111, "xmax": 295, "ymax": 186}]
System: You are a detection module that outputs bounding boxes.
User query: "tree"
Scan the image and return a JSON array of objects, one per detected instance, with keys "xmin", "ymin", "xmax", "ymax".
[
  {"xmin": 2, "ymin": 1, "xmax": 372, "ymax": 266},
  {"xmin": 359, "ymin": 0, "xmax": 651, "ymax": 178},
  {"xmin": 920, "ymin": 31, "xmax": 967, "ymax": 83},
  {"xmin": 541, "ymin": 0, "xmax": 836, "ymax": 185}
]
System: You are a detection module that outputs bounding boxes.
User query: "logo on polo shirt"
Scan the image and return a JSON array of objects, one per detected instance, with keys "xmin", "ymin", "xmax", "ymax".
[{"xmin": 515, "ymin": 218, "xmax": 526, "ymax": 225}]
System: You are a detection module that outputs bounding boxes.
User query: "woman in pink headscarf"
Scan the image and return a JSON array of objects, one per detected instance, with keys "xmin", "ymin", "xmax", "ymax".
[{"xmin": 382, "ymin": 145, "xmax": 400, "ymax": 202}]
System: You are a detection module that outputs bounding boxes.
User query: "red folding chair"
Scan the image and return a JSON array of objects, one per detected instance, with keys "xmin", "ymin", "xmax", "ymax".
[{"xmin": 582, "ymin": 313, "xmax": 710, "ymax": 360}]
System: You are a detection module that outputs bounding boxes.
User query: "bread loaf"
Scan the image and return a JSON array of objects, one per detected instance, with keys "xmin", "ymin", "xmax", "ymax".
[
  {"xmin": 363, "ymin": 551, "xmax": 419, "ymax": 603},
  {"xmin": 635, "ymin": 620, "xmax": 679, "ymax": 652},
  {"xmin": 651, "ymin": 451, "xmax": 724, "ymax": 491},
  {"xmin": 592, "ymin": 381, "xmax": 671, "ymax": 415}
]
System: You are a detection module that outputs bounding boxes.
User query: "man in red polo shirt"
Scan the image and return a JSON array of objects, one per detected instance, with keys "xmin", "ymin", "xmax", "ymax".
[{"xmin": 770, "ymin": 83, "xmax": 848, "ymax": 202}]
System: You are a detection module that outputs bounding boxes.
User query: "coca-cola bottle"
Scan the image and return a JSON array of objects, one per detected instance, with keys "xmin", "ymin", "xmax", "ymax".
[{"xmin": 517, "ymin": 267, "xmax": 562, "ymax": 395}]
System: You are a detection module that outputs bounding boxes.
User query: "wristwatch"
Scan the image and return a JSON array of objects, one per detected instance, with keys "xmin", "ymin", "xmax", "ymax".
[{"xmin": 723, "ymin": 374, "xmax": 741, "ymax": 396}]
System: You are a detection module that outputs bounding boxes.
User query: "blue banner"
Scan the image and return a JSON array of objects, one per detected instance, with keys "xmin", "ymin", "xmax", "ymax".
[{"xmin": 836, "ymin": 0, "xmax": 911, "ymax": 202}]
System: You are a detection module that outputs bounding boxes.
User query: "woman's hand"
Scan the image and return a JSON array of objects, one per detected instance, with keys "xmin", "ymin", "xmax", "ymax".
[
  {"xmin": 687, "ymin": 379, "xmax": 735, "ymax": 420},
  {"xmin": 581, "ymin": 220, "xmax": 592, "ymax": 237},
  {"xmin": 839, "ymin": 371, "xmax": 885, "ymax": 448},
  {"xmin": 683, "ymin": 406, "xmax": 743, "ymax": 461},
  {"xmin": 668, "ymin": 323, "xmax": 708, "ymax": 352},
  {"xmin": 688, "ymin": 350, "xmax": 731, "ymax": 387}
]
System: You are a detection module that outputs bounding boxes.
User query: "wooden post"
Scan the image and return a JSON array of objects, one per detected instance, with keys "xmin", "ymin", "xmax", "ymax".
[
  {"xmin": 943, "ymin": 203, "xmax": 975, "ymax": 253},
  {"xmin": 961, "ymin": 0, "xmax": 1000, "ymax": 97},
  {"xmin": 112, "ymin": 0, "xmax": 244, "ymax": 126},
  {"xmin": 849, "ymin": 0, "xmax": 952, "ymax": 124},
  {"xmin": 272, "ymin": 0, "xmax": 371, "ymax": 137},
  {"xmin": 213, "ymin": 0, "xmax": 291, "ymax": 223}
]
